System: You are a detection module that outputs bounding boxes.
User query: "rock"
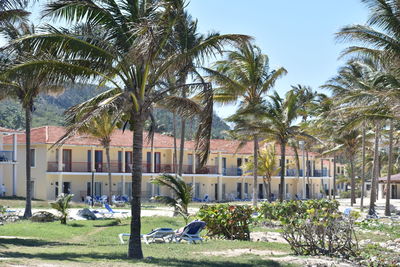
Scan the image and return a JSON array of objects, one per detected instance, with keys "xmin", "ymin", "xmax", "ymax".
[
  {"xmin": 30, "ymin": 211, "xmax": 56, "ymax": 222},
  {"xmin": 77, "ymin": 208, "xmax": 97, "ymax": 220}
]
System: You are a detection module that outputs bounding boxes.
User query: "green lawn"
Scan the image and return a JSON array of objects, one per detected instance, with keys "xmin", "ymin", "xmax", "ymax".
[{"xmin": 0, "ymin": 217, "xmax": 295, "ymax": 267}]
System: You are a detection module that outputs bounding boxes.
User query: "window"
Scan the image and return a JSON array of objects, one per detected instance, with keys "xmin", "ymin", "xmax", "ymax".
[
  {"xmin": 30, "ymin": 149, "xmax": 35, "ymax": 167},
  {"xmin": 118, "ymin": 151, "xmax": 123, "ymax": 172},
  {"xmin": 87, "ymin": 150, "xmax": 92, "ymax": 171}
]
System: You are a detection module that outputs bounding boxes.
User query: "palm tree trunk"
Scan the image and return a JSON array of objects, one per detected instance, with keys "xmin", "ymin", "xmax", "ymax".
[
  {"xmin": 368, "ymin": 122, "xmax": 380, "ymax": 216},
  {"xmin": 178, "ymin": 118, "xmax": 185, "ymax": 176},
  {"xmin": 23, "ymin": 105, "xmax": 32, "ymax": 219},
  {"xmin": 252, "ymin": 135, "xmax": 258, "ymax": 206},
  {"xmin": 333, "ymin": 155, "xmax": 337, "ymax": 200},
  {"xmin": 279, "ymin": 141, "xmax": 286, "ymax": 202},
  {"xmin": 106, "ymin": 145, "xmax": 112, "ymax": 204},
  {"xmin": 361, "ymin": 121, "xmax": 366, "ymax": 211},
  {"xmin": 385, "ymin": 120, "xmax": 393, "ymax": 216},
  {"xmin": 306, "ymin": 150, "xmax": 310, "ymax": 198},
  {"xmin": 128, "ymin": 118, "xmax": 144, "ymax": 259},
  {"xmin": 263, "ymin": 177, "xmax": 268, "ymax": 202},
  {"xmin": 173, "ymin": 112, "xmax": 178, "ymax": 174},
  {"xmin": 350, "ymin": 155, "xmax": 356, "ymax": 206}
]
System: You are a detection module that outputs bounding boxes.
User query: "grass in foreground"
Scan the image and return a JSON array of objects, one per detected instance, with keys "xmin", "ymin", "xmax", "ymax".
[{"xmin": 0, "ymin": 216, "xmax": 294, "ymax": 267}]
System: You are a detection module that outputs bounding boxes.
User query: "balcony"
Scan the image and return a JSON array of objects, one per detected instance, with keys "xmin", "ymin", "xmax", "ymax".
[
  {"xmin": 278, "ymin": 169, "xmax": 329, "ymax": 177},
  {"xmin": 223, "ymin": 167, "xmax": 244, "ymax": 176},
  {"xmin": 0, "ymin": 150, "xmax": 14, "ymax": 162},
  {"xmin": 47, "ymin": 161, "xmax": 219, "ymax": 175}
]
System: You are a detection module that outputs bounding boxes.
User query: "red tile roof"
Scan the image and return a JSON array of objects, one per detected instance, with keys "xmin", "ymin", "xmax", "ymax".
[
  {"xmin": 3, "ymin": 125, "xmax": 322, "ymax": 156},
  {"xmin": 0, "ymin": 127, "xmax": 22, "ymax": 134},
  {"xmin": 379, "ymin": 173, "xmax": 400, "ymax": 183}
]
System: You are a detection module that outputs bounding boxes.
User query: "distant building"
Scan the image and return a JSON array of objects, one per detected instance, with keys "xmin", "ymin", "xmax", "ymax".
[{"xmin": 2, "ymin": 126, "xmax": 342, "ymax": 202}]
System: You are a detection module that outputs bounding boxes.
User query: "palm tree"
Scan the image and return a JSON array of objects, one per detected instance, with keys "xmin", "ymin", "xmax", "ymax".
[
  {"xmin": 70, "ymin": 112, "xmax": 118, "ymax": 204},
  {"xmin": 20, "ymin": 0, "xmax": 249, "ymax": 258},
  {"xmin": 242, "ymin": 144, "xmax": 280, "ymax": 202},
  {"xmin": 0, "ymin": 0, "xmax": 32, "ymax": 23},
  {"xmin": 259, "ymin": 90, "xmax": 302, "ymax": 202},
  {"xmin": 0, "ymin": 21, "xmax": 64, "ymax": 218},
  {"xmin": 336, "ymin": 0, "xmax": 400, "ymax": 61},
  {"xmin": 207, "ymin": 42, "xmax": 287, "ymax": 205},
  {"xmin": 151, "ymin": 174, "xmax": 192, "ymax": 224}
]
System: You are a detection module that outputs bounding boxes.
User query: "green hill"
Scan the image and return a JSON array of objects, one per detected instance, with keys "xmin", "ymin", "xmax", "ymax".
[{"xmin": 0, "ymin": 84, "xmax": 231, "ymax": 139}]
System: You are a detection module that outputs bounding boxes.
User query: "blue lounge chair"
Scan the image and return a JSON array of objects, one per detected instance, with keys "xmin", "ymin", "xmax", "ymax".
[
  {"xmin": 103, "ymin": 203, "xmax": 129, "ymax": 217},
  {"xmin": 175, "ymin": 220, "xmax": 206, "ymax": 244}
]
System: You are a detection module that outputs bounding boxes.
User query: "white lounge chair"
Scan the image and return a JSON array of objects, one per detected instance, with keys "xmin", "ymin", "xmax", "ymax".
[{"xmin": 119, "ymin": 228, "xmax": 176, "ymax": 244}]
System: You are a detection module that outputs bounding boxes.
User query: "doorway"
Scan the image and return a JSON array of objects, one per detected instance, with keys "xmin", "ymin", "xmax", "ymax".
[
  {"xmin": 258, "ymin": 184, "xmax": 264, "ymax": 199},
  {"xmin": 237, "ymin": 183, "xmax": 242, "ymax": 199}
]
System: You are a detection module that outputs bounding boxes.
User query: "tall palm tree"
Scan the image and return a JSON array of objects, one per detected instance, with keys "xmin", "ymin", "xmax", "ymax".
[
  {"xmin": 19, "ymin": 0, "xmax": 249, "ymax": 258},
  {"xmin": 0, "ymin": 21, "xmax": 64, "ymax": 218},
  {"xmin": 72, "ymin": 112, "xmax": 118, "ymax": 204},
  {"xmin": 207, "ymin": 42, "xmax": 287, "ymax": 205},
  {"xmin": 259, "ymin": 90, "xmax": 302, "ymax": 202},
  {"xmin": 0, "ymin": 0, "xmax": 31, "ymax": 23}
]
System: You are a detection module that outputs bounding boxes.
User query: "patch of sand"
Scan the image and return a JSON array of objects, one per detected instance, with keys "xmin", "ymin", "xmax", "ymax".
[
  {"xmin": 251, "ymin": 231, "xmax": 287, "ymax": 243},
  {"xmin": 199, "ymin": 248, "xmax": 287, "ymax": 257}
]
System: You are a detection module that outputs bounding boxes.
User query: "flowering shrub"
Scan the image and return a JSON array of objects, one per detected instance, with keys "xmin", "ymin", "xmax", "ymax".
[
  {"xmin": 197, "ymin": 204, "xmax": 254, "ymax": 240},
  {"xmin": 260, "ymin": 200, "xmax": 359, "ymax": 258}
]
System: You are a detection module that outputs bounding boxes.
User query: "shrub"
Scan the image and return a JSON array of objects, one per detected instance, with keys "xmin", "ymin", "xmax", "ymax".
[
  {"xmin": 51, "ymin": 194, "xmax": 73, "ymax": 224},
  {"xmin": 197, "ymin": 204, "xmax": 253, "ymax": 240},
  {"xmin": 260, "ymin": 199, "xmax": 359, "ymax": 258},
  {"xmin": 339, "ymin": 190, "xmax": 361, "ymax": 199}
]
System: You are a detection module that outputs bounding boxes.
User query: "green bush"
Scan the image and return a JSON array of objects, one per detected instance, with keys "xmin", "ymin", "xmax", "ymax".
[
  {"xmin": 339, "ymin": 190, "xmax": 361, "ymax": 199},
  {"xmin": 197, "ymin": 204, "xmax": 254, "ymax": 240},
  {"xmin": 260, "ymin": 200, "xmax": 359, "ymax": 258}
]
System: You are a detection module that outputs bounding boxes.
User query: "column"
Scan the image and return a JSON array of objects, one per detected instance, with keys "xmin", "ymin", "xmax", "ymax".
[
  {"xmin": 57, "ymin": 147, "xmax": 63, "ymax": 172},
  {"xmin": 378, "ymin": 183, "xmax": 384, "ymax": 200},
  {"xmin": 91, "ymin": 147, "xmax": 95, "ymax": 172},
  {"xmin": 241, "ymin": 177, "xmax": 245, "ymax": 199},
  {"xmin": 150, "ymin": 149, "xmax": 154, "ymax": 173},
  {"xmin": 12, "ymin": 134, "xmax": 17, "ymax": 196},
  {"xmin": 122, "ymin": 148, "xmax": 126, "ymax": 173},
  {"xmin": 192, "ymin": 176, "xmax": 196, "ymax": 198},
  {"xmin": 57, "ymin": 173, "xmax": 63, "ymax": 197},
  {"xmin": 217, "ymin": 152, "xmax": 222, "ymax": 175},
  {"xmin": 193, "ymin": 151, "xmax": 196, "ymax": 174},
  {"xmin": 218, "ymin": 176, "xmax": 223, "ymax": 201},
  {"xmin": 122, "ymin": 175, "xmax": 126, "ymax": 195}
]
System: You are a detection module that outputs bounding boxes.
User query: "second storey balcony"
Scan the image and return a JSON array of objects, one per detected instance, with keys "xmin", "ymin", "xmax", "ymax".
[
  {"xmin": 0, "ymin": 150, "xmax": 15, "ymax": 163},
  {"xmin": 47, "ymin": 161, "xmax": 219, "ymax": 175}
]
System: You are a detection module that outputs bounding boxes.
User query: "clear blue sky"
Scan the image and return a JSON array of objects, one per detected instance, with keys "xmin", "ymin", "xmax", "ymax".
[
  {"xmin": 2, "ymin": 1, "xmax": 369, "ymax": 118},
  {"xmin": 187, "ymin": 0, "xmax": 369, "ymax": 118}
]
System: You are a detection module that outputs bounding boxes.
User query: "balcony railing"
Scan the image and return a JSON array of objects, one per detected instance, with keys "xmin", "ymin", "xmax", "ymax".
[
  {"xmin": 223, "ymin": 167, "xmax": 243, "ymax": 176},
  {"xmin": 279, "ymin": 169, "xmax": 329, "ymax": 177},
  {"xmin": 0, "ymin": 150, "xmax": 14, "ymax": 162},
  {"xmin": 47, "ymin": 161, "xmax": 219, "ymax": 175}
]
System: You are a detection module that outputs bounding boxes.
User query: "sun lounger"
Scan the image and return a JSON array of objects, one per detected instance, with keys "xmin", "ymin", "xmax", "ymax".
[
  {"xmin": 175, "ymin": 220, "xmax": 206, "ymax": 244},
  {"xmin": 119, "ymin": 228, "xmax": 176, "ymax": 244},
  {"xmin": 118, "ymin": 220, "xmax": 206, "ymax": 244}
]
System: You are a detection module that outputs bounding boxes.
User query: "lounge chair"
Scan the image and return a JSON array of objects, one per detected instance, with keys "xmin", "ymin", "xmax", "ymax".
[
  {"xmin": 175, "ymin": 220, "xmax": 206, "ymax": 244},
  {"xmin": 119, "ymin": 228, "xmax": 176, "ymax": 244},
  {"xmin": 102, "ymin": 203, "xmax": 129, "ymax": 217}
]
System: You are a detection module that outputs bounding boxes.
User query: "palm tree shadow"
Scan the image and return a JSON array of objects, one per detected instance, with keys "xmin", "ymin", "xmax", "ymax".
[
  {"xmin": 0, "ymin": 238, "xmax": 84, "ymax": 247},
  {"xmin": 0, "ymin": 251, "xmax": 285, "ymax": 266}
]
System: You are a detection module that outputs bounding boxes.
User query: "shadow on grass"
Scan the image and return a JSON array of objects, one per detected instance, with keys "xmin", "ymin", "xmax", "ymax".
[
  {"xmin": 68, "ymin": 223, "xmax": 85, "ymax": 228},
  {"xmin": 0, "ymin": 252, "xmax": 285, "ymax": 266},
  {"xmin": 94, "ymin": 220, "xmax": 127, "ymax": 227},
  {"xmin": 0, "ymin": 238, "xmax": 84, "ymax": 247}
]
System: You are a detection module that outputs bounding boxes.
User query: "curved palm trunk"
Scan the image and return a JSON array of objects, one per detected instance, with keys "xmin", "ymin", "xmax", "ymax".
[
  {"xmin": 173, "ymin": 112, "xmax": 178, "ymax": 174},
  {"xmin": 361, "ymin": 122, "xmax": 366, "ymax": 211},
  {"xmin": 279, "ymin": 142, "xmax": 286, "ymax": 202},
  {"xmin": 105, "ymin": 145, "xmax": 112, "ymax": 204},
  {"xmin": 306, "ymin": 149, "xmax": 310, "ymax": 198},
  {"xmin": 128, "ymin": 118, "xmax": 144, "ymax": 259},
  {"xmin": 349, "ymin": 154, "xmax": 356, "ymax": 206},
  {"xmin": 252, "ymin": 136, "xmax": 259, "ymax": 206},
  {"xmin": 333, "ymin": 155, "xmax": 337, "ymax": 200},
  {"xmin": 262, "ymin": 177, "xmax": 268, "ymax": 202},
  {"xmin": 368, "ymin": 122, "xmax": 380, "ymax": 216},
  {"xmin": 23, "ymin": 105, "xmax": 32, "ymax": 219},
  {"xmin": 385, "ymin": 120, "xmax": 393, "ymax": 216},
  {"xmin": 178, "ymin": 119, "xmax": 185, "ymax": 176}
]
